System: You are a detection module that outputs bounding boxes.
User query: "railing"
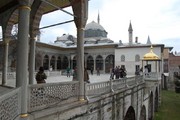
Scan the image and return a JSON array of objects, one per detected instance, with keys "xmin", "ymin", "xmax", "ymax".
[
  {"xmin": 143, "ymin": 72, "xmax": 161, "ymax": 80},
  {"xmin": 28, "ymin": 75, "xmax": 144, "ymax": 112},
  {"xmin": 85, "ymin": 75, "xmax": 144, "ymax": 98},
  {"xmin": 0, "ymin": 87, "xmax": 21, "ymax": 120},
  {"xmin": 28, "ymin": 81, "xmax": 79, "ymax": 112}
]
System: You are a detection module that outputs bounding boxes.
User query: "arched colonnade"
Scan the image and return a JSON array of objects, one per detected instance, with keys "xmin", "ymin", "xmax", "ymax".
[{"xmin": 38, "ymin": 53, "xmax": 114, "ymax": 73}]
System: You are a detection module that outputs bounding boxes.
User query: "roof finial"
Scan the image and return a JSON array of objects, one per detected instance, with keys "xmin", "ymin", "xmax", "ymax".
[
  {"xmin": 128, "ymin": 20, "xmax": 133, "ymax": 32},
  {"xmin": 97, "ymin": 11, "xmax": 100, "ymax": 24},
  {"xmin": 146, "ymin": 35, "xmax": 152, "ymax": 45}
]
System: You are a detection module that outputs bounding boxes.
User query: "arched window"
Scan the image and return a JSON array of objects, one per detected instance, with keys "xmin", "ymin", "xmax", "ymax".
[
  {"xmin": 96, "ymin": 55, "xmax": 103, "ymax": 70},
  {"xmin": 121, "ymin": 55, "xmax": 125, "ymax": 62},
  {"xmin": 73, "ymin": 56, "xmax": 77, "ymax": 69},
  {"xmin": 50, "ymin": 56, "xmax": 56, "ymax": 70},
  {"xmin": 87, "ymin": 55, "xmax": 94, "ymax": 70},
  {"xmin": 57, "ymin": 56, "xmax": 61, "ymax": 70},
  {"xmin": 135, "ymin": 54, "xmax": 140, "ymax": 62},
  {"xmin": 105, "ymin": 55, "xmax": 114, "ymax": 73},
  {"xmin": 43, "ymin": 55, "xmax": 49, "ymax": 70},
  {"xmin": 62, "ymin": 56, "xmax": 68, "ymax": 69}
]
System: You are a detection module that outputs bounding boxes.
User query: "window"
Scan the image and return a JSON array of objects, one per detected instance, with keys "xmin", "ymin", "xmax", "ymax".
[
  {"xmin": 135, "ymin": 54, "xmax": 140, "ymax": 62},
  {"xmin": 121, "ymin": 55, "xmax": 125, "ymax": 62}
]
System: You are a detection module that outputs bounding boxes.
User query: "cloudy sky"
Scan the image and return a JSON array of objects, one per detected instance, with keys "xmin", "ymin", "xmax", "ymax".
[{"xmin": 40, "ymin": 0, "xmax": 180, "ymax": 52}]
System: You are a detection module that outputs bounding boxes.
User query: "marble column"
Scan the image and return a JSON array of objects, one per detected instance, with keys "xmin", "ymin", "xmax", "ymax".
[
  {"xmin": 29, "ymin": 37, "xmax": 36, "ymax": 84},
  {"xmin": 16, "ymin": 1, "xmax": 31, "ymax": 118},
  {"xmin": 72, "ymin": 0, "xmax": 88, "ymax": 101},
  {"xmin": 2, "ymin": 39, "xmax": 9, "ymax": 85}
]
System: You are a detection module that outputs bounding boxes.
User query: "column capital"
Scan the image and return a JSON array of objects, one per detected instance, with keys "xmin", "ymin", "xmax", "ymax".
[
  {"xmin": 77, "ymin": 27, "xmax": 85, "ymax": 30},
  {"xmin": 18, "ymin": 5, "xmax": 31, "ymax": 11}
]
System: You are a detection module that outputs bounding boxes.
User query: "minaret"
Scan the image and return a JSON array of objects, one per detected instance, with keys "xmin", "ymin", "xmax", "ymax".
[
  {"xmin": 97, "ymin": 12, "xmax": 100, "ymax": 24},
  {"xmin": 128, "ymin": 21, "xmax": 133, "ymax": 45},
  {"xmin": 146, "ymin": 35, "xmax": 152, "ymax": 45}
]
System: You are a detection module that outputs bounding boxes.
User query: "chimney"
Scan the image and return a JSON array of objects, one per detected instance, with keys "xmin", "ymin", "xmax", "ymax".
[{"xmin": 135, "ymin": 37, "xmax": 138, "ymax": 43}]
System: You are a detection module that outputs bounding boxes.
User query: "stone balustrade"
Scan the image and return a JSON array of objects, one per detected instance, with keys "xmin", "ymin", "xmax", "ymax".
[
  {"xmin": 0, "ymin": 87, "xmax": 21, "ymax": 120},
  {"xmin": 0, "ymin": 75, "xmax": 144, "ymax": 119}
]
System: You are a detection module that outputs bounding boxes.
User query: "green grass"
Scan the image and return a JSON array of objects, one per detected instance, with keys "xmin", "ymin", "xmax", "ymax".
[{"xmin": 154, "ymin": 90, "xmax": 180, "ymax": 120}]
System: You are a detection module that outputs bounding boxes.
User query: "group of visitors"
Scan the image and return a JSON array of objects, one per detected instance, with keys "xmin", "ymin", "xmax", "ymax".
[
  {"xmin": 72, "ymin": 66, "xmax": 90, "ymax": 83},
  {"xmin": 110, "ymin": 66, "xmax": 127, "ymax": 79}
]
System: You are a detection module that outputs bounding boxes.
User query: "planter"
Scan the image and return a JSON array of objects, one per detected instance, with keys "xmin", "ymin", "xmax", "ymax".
[{"xmin": 175, "ymin": 86, "xmax": 180, "ymax": 93}]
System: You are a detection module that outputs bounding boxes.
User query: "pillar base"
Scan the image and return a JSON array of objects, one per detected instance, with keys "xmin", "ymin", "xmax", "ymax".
[{"xmin": 20, "ymin": 113, "xmax": 28, "ymax": 118}]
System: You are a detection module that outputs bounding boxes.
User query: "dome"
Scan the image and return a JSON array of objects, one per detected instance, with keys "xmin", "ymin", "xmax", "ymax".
[
  {"xmin": 143, "ymin": 46, "xmax": 160, "ymax": 60},
  {"xmin": 85, "ymin": 21, "xmax": 105, "ymax": 31}
]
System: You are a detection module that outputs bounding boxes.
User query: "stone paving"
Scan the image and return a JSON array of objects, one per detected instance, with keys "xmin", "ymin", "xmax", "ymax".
[{"xmin": 0, "ymin": 73, "xmax": 112, "ymax": 88}]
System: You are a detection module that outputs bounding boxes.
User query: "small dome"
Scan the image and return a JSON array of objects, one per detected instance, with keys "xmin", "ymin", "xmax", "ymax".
[
  {"xmin": 143, "ymin": 46, "xmax": 160, "ymax": 60},
  {"xmin": 85, "ymin": 21, "xmax": 105, "ymax": 31}
]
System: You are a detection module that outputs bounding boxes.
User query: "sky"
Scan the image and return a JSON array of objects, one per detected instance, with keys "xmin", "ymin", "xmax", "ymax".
[{"xmin": 40, "ymin": 0, "xmax": 180, "ymax": 52}]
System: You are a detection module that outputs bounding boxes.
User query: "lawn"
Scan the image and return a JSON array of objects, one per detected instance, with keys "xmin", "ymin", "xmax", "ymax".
[{"xmin": 154, "ymin": 90, "xmax": 180, "ymax": 120}]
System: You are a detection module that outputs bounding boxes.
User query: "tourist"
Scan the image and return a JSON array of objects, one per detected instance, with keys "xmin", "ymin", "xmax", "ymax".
[
  {"xmin": 36, "ymin": 66, "xmax": 47, "ymax": 84},
  {"xmin": 66, "ymin": 67, "xmax": 71, "ymax": 77},
  {"xmin": 90, "ymin": 66, "xmax": 94, "ymax": 75},
  {"xmin": 84, "ymin": 67, "xmax": 90, "ymax": 83},
  {"xmin": 72, "ymin": 67, "xmax": 77, "ymax": 81},
  {"xmin": 97, "ymin": 67, "xmax": 100, "ymax": 76}
]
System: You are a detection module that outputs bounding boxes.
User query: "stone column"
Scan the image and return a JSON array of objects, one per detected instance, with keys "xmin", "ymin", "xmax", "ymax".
[
  {"xmin": 2, "ymin": 39, "xmax": 9, "ymax": 85},
  {"xmin": 48, "ymin": 55, "xmax": 51, "ymax": 70},
  {"xmin": 72, "ymin": 0, "xmax": 88, "ymax": 101},
  {"xmin": 103, "ymin": 57, "xmax": 106, "ymax": 74},
  {"xmin": 55, "ymin": 56, "xmax": 57, "ymax": 71},
  {"xmin": 16, "ymin": 0, "xmax": 31, "ymax": 118},
  {"xmin": 29, "ymin": 37, "xmax": 36, "ymax": 84},
  {"xmin": 93, "ymin": 55, "xmax": 96, "ymax": 73}
]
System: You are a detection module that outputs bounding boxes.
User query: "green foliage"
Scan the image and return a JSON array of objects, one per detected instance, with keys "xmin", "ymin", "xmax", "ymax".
[{"xmin": 154, "ymin": 90, "xmax": 180, "ymax": 120}]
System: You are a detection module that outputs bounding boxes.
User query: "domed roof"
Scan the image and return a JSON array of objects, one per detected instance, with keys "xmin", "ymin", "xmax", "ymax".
[
  {"xmin": 85, "ymin": 21, "xmax": 105, "ymax": 31},
  {"xmin": 143, "ymin": 46, "xmax": 160, "ymax": 61}
]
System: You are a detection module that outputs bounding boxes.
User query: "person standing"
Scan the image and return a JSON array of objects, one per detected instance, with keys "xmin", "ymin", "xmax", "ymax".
[
  {"xmin": 66, "ymin": 67, "xmax": 71, "ymax": 77},
  {"xmin": 84, "ymin": 67, "xmax": 90, "ymax": 83},
  {"xmin": 36, "ymin": 66, "xmax": 47, "ymax": 84},
  {"xmin": 97, "ymin": 67, "xmax": 100, "ymax": 76},
  {"xmin": 72, "ymin": 67, "xmax": 77, "ymax": 81},
  {"xmin": 90, "ymin": 66, "xmax": 94, "ymax": 75}
]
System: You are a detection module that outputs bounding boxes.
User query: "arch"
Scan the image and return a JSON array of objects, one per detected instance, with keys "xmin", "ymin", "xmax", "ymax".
[
  {"xmin": 154, "ymin": 87, "xmax": 159, "ymax": 112},
  {"xmin": 121, "ymin": 55, "xmax": 125, "ymax": 62},
  {"xmin": 73, "ymin": 55, "xmax": 77, "ymax": 69},
  {"xmin": 87, "ymin": 55, "xmax": 94, "ymax": 70},
  {"xmin": 148, "ymin": 92, "xmax": 153, "ymax": 120},
  {"xmin": 50, "ymin": 56, "xmax": 56, "ymax": 70},
  {"xmin": 96, "ymin": 55, "xmax": 103, "ymax": 70},
  {"xmin": 140, "ymin": 105, "xmax": 146, "ymax": 120},
  {"xmin": 135, "ymin": 54, "xmax": 140, "ymax": 62},
  {"xmin": 35, "ymin": 52, "xmax": 42, "ymax": 70},
  {"xmin": 57, "ymin": 56, "xmax": 61, "ymax": 70},
  {"xmin": 105, "ymin": 54, "xmax": 114, "ymax": 73},
  {"xmin": 62, "ymin": 56, "xmax": 68, "ymax": 69},
  {"xmin": 124, "ymin": 106, "xmax": 135, "ymax": 120},
  {"xmin": 43, "ymin": 55, "xmax": 49, "ymax": 70}
]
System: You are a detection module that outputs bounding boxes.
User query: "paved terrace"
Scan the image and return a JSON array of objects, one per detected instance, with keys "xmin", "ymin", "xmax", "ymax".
[{"xmin": 0, "ymin": 73, "xmax": 132, "ymax": 88}]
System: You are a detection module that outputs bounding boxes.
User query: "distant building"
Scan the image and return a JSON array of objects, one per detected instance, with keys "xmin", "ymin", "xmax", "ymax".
[{"xmin": 0, "ymin": 14, "xmax": 170, "ymax": 79}]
